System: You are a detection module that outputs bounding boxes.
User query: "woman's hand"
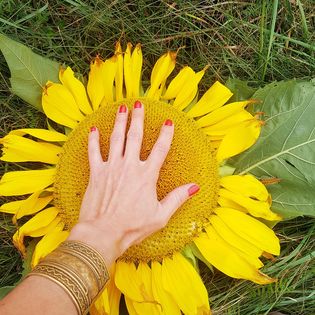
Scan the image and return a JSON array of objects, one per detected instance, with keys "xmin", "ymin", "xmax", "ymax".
[{"xmin": 68, "ymin": 101, "xmax": 199, "ymax": 268}]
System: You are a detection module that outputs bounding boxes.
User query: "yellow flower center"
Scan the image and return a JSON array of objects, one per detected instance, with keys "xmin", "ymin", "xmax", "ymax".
[{"xmin": 54, "ymin": 98, "xmax": 219, "ymax": 262}]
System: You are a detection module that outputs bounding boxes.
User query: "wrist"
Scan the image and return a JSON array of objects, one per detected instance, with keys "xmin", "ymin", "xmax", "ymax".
[{"xmin": 67, "ymin": 222, "xmax": 125, "ymax": 268}]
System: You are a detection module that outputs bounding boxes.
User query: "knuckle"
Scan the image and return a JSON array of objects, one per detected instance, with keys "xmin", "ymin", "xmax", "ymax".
[
  {"xmin": 173, "ymin": 191, "xmax": 184, "ymax": 205},
  {"xmin": 154, "ymin": 142, "xmax": 170, "ymax": 154},
  {"xmin": 127, "ymin": 129, "xmax": 142, "ymax": 142},
  {"xmin": 110, "ymin": 132, "xmax": 124, "ymax": 143}
]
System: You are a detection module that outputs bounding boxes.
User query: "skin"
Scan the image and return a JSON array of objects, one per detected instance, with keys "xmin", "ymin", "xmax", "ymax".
[{"xmin": 0, "ymin": 101, "xmax": 199, "ymax": 315}]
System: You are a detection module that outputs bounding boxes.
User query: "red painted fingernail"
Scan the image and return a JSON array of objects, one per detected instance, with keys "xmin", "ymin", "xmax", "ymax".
[
  {"xmin": 134, "ymin": 100, "xmax": 142, "ymax": 109},
  {"xmin": 188, "ymin": 185, "xmax": 200, "ymax": 196},
  {"xmin": 164, "ymin": 119, "xmax": 173, "ymax": 126},
  {"xmin": 119, "ymin": 104, "xmax": 127, "ymax": 113},
  {"xmin": 90, "ymin": 126, "xmax": 97, "ymax": 132}
]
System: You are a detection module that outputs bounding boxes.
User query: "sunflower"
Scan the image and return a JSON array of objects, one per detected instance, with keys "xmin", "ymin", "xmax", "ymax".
[{"xmin": 0, "ymin": 42, "xmax": 282, "ymax": 315}]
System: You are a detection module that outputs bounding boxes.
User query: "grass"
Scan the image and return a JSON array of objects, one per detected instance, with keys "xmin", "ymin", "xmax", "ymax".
[{"xmin": 0, "ymin": 0, "xmax": 314, "ymax": 314}]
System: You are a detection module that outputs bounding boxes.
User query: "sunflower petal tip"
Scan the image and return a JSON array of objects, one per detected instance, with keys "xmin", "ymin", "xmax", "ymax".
[
  {"xmin": 126, "ymin": 42, "xmax": 133, "ymax": 51},
  {"xmin": 13, "ymin": 231, "xmax": 26, "ymax": 257},
  {"xmin": 115, "ymin": 41, "xmax": 122, "ymax": 51},
  {"xmin": 12, "ymin": 215, "xmax": 17, "ymax": 225},
  {"xmin": 197, "ymin": 305, "xmax": 212, "ymax": 315},
  {"xmin": 262, "ymin": 252, "xmax": 277, "ymax": 261},
  {"xmin": 202, "ymin": 64, "xmax": 210, "ymax": 72},
  {"xmin": 43, "ymin": 81, "xmax": 54, "ymax": 91},
  {"xmin": 169, "ymin": 50, "xmax": 178, "ymax": 61},
  {"xmin": 260, "ymin": 177, "xmax": 282, "ymax": 186},
  {"xmin": 257, "ymin": 271, "xmax": 277, "ymax": 284},
  {"xmin": 246, "ymin": 98, "xmax": 261, "ymax": 105},
  {"xmin": 92, "ymin": 55, "xmax": 103, "ymax": 66}
]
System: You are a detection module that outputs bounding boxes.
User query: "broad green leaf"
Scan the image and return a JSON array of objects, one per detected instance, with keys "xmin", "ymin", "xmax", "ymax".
[
  {"xmin": 181, "ymin": 244, "xmax": 199, "ymax": 272},
  {"xmin": 226, "ymin": 78, "xmax": 257, "ymax": 102},
  {"xmin": 232, "ymin": 80, "xmax": 315, "ymax": 219},
  {"xmin": 0, "ymin": 34, "xmax": 60, "ymax": 110},
  {"xmin": 0, "ymin": 286, "xmax": 15, "ymax": 300},
  {"xmin": 21, "ymin": 239, "xmax": 37, "ymax": 279}
]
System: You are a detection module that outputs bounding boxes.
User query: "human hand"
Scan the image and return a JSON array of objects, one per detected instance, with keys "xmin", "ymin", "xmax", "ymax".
[{"xmin": 68, "ymin": 101, "xmax": 199, "ymax": 268}]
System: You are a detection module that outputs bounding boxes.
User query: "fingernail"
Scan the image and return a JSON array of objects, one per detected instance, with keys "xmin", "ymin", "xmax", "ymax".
[
  {"xmin": 90, "ymin": 126, "xmax": 97, "ymax": 132},
  {"xmin": 164, "ymin": 119, "xmax": 173, "ymax": 126},
  {"xmin": 119, "ymin": 104, "xmax": 127, "ymax": 113},
  {"xmin": 134, "ymin": 100, "xmax": 142, "ymax": 109},
  {"xmin": 188, "ymin": 184, "xmax": 200, "ymax": 196}
]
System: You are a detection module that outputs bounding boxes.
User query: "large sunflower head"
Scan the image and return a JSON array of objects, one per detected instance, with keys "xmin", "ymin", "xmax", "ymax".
[{"xmin": 0, "ymin": 42, "xmax": 282, "ymax": 315}]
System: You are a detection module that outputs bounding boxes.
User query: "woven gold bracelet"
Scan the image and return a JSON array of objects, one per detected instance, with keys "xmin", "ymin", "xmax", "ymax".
[{"xmin": 28, "ymin": 241, "xmax": 109, "ymax": 315}]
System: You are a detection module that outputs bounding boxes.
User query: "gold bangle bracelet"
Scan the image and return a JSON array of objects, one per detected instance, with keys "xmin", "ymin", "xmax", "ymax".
[
  {"xmin": 58, "ymin": 241, "xmax": 108, "ymax": 291},
  {"xmin": 28, "ymin": 241, "xmax": 109, "ymax": 315}
]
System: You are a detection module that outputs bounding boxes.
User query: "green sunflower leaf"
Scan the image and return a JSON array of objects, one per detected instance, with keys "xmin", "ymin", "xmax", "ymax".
[
  {"xmin": 0, "ymin": 34, "xmax": 60, "ymax": 111},
  {"xmin": 232, "ymin": 79, "xmax": 315, "ymax": 219},
  {"xmin": 0, "ymin": 286, "xmax": 15, "ymax": 300},
  {"xmin": 21, "ymin": 239, "xmax": 37, "ymax": 279},
  {"xmin": 226, "ymin": 78, "xmax": 258, "ymax": 102}
]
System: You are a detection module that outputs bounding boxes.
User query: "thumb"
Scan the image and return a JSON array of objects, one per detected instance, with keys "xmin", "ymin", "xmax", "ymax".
[{"xmin": 160, "ymin": 183, "xmax": 200, "ymax": 220}]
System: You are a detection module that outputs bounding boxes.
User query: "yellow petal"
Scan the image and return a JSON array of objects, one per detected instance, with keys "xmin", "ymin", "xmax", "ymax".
[
  {"xmin": 0, "ymin": 135, "xmax": 61, "ymax": 164},
  {"xmin": 94, "ymin": 263, "xmax": 121, "ymax": 315},
  {"xmin": 197, "ymin": 100, "xmax": 252, "ymax": 128},
  {"xmin": 15, "ymin": 191, "xmax": 53, "ymax": 222},
  {"xmin": 151, "ymin": 79, "xmax": 167, "ymax": 100},
  {"xmin": 147, "ymin": 51, "xmax": 177, "ymax": 98},
  {"xmin": 162, "ymin": 66, "xmax": 195, "ymax": 100},
  {"xmin": 87, "ymin": 56, "xmax": 105, "ymax": 111},
  {"xmin": 0, "ymin": 200, "xmax": 21, "ymax": 214},
  {"xmin": 27, "ymin": 217, "xmax": 61, "ymax": 239},
  {"xmin": 101, "ymin": 55, "xmax": 118, "ymax": 104},
  {"xmin": 221, "ymin": 174, "xmax": 268, "ymax": 200},
  {"xmin": 9, "ymin": 128, "xmax": 67, "ymax": 142},
  {"xmin": 173, "ymin": 67, "xmax": 207, "ymax": 110},
  {"xmin": 125, "ymin": 296, "xmax": 139, "ymax": 315},
  {"xmin": 42, "ymin": 82, "xmax": 84, "ymax": 128},
  {"xmin": 131, "ymin": 43, "xmax": 143, "ymax": 97},
  {"xmin": 194, "ymin": 229, "xmax": 275, "ymax": 284},
  {"xmin": 115, "ymin": 261, "xmax": 143, "ymax": 302},
  {"xmin": 151, "ymin": 261, "xmax": 181, "ymax": 314},
  {"xmin": 0, "ymin": 168, "xmax": 55, "ymax": 196},
  {"xmin": 59, "ymin": 66, "xmax": 93, "ymax": 115},
  {"xmin": 216, "ymin": 119, "xmax": 261, "ymax": 162},
  {"xmin": 215, "ymin": 207, "xmax": 280, "ymax": 255},
  {"xmin": 124, "ymin": 43, "xmax": 133, "ymax": 98},
  {"xmin": 162, "ymin": 253, "xmax": 210, "ymax": 315},
  {"xmin": 202, "ymin": 110, "xmax": 254, "ymax": 136},
  {"xmin": 114, "ymin": 42, "xmax": 124, "ymax": 101},
  {"xmin": 133, "ymin": 262, "xmax": 160, "ymax": 314},
  {"xmin": 0, "ymin": 190, "xmax": 52, "ymax": 219},
  {"xmin": 209, "ymin": 215, "xmax": 263, "ymax": 259},
  {"xmin": 217, "ymin": 195, "xmax": 247, "ymax": 212},
  {"xmin": 91, "ymin": 288, "xmax": 110, "ymax": 315},
  {"xmin": 107, "ymin": 276, "xmax": 121, "ymax": 315},
  {"xmin": 187, "ymin": 81, "xmax": 233, "ymax": 118},
  {"xmin": 13, "ymin": 207, "xmax": 59, "ymax": 256},
  {"xmin": 31, "ymin": 222, "xmax": 68, "ymax": 267},
  {"xmin": 115, "ymin": 261, "xmax": 159, "ymax": 314},
  {"xmin": 219, "ymin": 188, "xmax": 281, "ymax": 221}
]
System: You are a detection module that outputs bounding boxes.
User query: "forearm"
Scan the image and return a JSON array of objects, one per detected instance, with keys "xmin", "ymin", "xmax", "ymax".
[
  {"xmin": 0, "ymin": 275, "xmax": 77, "ymax": 315},
  {"xmin": 0, "ymin": 236, "xmax": 112, "ymax": 315}
]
